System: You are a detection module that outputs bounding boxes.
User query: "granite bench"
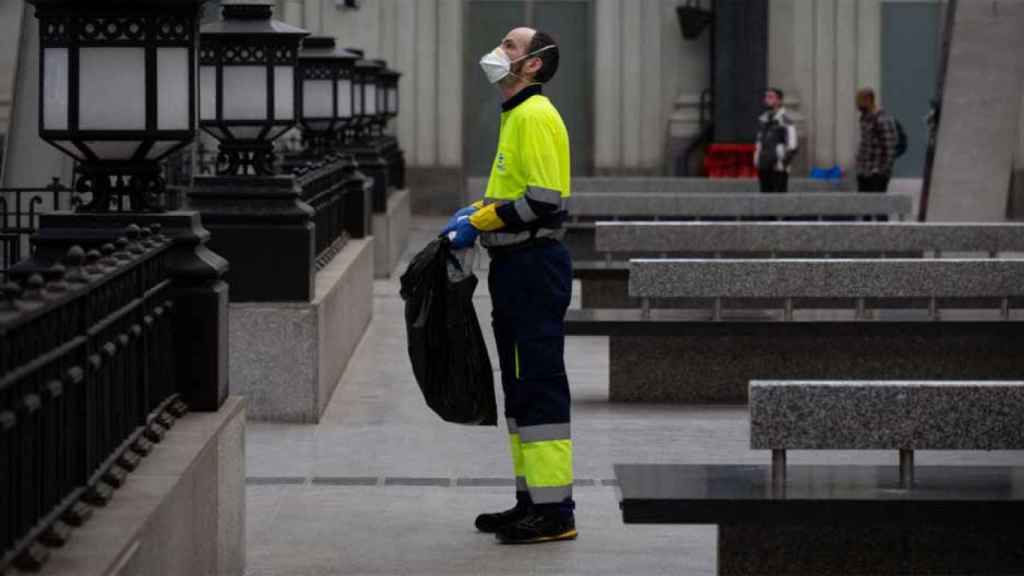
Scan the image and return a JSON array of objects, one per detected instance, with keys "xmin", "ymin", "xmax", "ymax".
[
  {"xmin": 566, "ymin": 258, "xmax": 1024, "ymax": 402},
  {"xmin": 750, "ymin": 380, "xmax": 1024, "ymax": 488},
  {"xmin": 577, "ymin": 222, "xmax": 1024, "ymax": 308},
  {"xmin": 564, "ymin": 192, "xmax": 913, "ymax": 261},
  {"xmin": 614, "ymin": 380, "xmax": 1024, "ymax": 575}
]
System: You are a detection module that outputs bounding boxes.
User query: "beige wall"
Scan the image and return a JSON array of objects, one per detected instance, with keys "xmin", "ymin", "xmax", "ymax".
[
  {"xmin": 0, "ymin": 0, "xmax": 26, "ymax": 172},
  {"xmin": 771, "ymin": 0, "xmax": 882, "ymax": 174},
  {"xmin": 278, "ymin": 0, "xmax": 463, "ymax": 169},
  {"xmin": 595, "ymin": 0, "xmax": 709, "ymax": 173}
]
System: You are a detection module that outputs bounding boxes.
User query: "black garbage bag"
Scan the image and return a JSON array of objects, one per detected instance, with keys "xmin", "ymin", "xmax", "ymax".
[{"xmin": 399, "ymin": 238, "xmax": 497, "ymax": 425}]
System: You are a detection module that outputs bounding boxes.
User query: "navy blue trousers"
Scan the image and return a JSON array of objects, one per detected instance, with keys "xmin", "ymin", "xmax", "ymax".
[{"xmin": 488, "ymin": 240, "xmax": 574, "ymax": 516}]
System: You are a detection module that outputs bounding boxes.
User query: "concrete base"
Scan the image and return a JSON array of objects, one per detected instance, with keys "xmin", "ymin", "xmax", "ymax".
[
  {"xmin": 229, "ymin": 238, "xmax": 374, "ymax": 422},
  {"xmin": 373, "ymin": 188, "xmax": 411, "ymax": 279},
  {"xmin": 35, "ymin": 397, "xmax": 247, "ymax": 576},
  {"xmin": 608, "ymin": 321, "xmax": 1024, "ymax": 403}
]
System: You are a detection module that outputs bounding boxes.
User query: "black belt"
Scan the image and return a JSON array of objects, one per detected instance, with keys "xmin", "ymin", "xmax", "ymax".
[{"xmin": 486, "ymin": 236, "xmax": 561, "ymax": 258}]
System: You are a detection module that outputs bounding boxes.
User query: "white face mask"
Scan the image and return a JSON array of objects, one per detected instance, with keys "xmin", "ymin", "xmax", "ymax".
[{"xmin": 479, "ymin": 44, "xmax": 557, "ymax": 85}]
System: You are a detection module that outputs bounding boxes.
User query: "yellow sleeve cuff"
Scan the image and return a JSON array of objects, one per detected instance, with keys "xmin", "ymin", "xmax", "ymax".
[{"xmin": 469, "ymin": 203, "xmax": 505, "ymax": 232}]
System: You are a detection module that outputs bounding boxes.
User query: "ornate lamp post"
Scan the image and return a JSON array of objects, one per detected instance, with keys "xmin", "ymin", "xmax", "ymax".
[
  {"xmin": 21, "ymin": 0, "xmax": 230, "ymax": 414},
  {"xmin": 189, "ymin": 1, "xmax": 323, "ymax": 302},
  {"xmin": 295, "ymin": 36, "xmax": 359, "ymax": 150},
  {"xmin": 198, "ymin": 1, "xmax": 309, "ymax": 175},
  {"xmin": 375, "ymin": 62, "xmax": 404, "ymax": 189},
  {"xmin": 379, "ymin": 63, "xmax": 401, "ymax": 128},
  {"xmin": 31, "ymin": 0, "xmax": 202, "ymax": 211},
  {"xmin": 351, "ymin": 56, "xmax": 383, "ymax": 140}
]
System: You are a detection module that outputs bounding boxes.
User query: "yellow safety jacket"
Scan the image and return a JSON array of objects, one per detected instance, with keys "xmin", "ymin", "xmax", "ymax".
[{"xmin": 469, "ymin": 84, "xmax": 571, "ymax": 248}]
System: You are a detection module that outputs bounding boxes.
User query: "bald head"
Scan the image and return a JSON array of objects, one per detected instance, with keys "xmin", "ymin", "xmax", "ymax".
[{"xmin": 498, "ymin": 26, "xmax": 559, "ymax": 85}]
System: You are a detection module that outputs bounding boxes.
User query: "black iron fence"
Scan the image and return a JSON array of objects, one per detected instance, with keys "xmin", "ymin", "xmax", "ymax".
[
  {"xmin": 290, "ymin": 155, "xmax": 354, "ymax": 270},
  {"xmin": 0, "ymin": 224, "xmax": 188, "ymax": 572},
  {"xmin": 0, "ymin": 179, "xmax": 76, "ymax": 272}
]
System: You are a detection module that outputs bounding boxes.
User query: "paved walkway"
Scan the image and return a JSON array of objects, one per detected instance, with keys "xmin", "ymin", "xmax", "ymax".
[{"xmin": 244, "ymin": 217, "xmax": 1024, "ymax": 576}]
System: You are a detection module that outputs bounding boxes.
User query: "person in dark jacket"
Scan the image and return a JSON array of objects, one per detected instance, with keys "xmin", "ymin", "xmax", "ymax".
[
  {"xmin": 855, "ymin": 88, "xmax": 899, "ymax": 193},
  {"xmin": 754, "ymin": 88, "xmax": 799, "ymax": 193}
]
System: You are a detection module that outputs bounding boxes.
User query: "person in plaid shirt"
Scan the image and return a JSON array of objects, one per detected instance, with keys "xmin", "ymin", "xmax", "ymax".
[{"xmin": 855, "ymin": 88, "xmax": 899, "ymax": 192}]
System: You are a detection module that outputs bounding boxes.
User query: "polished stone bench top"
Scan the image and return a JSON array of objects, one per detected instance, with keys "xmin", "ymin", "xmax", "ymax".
[
  {"xmin": 628, "ymin": 258, "xmax": 1024, "ymax": 299},
  {"xmin": 596, "ymin": 222, "xmax": 1024, "ymax": 254},
  {"xmin": 569, "ymin": 193, "xmax": 911, "ymax": 218},
  {"xmin": 614, "ymin": 464, "xmax": 1024, "ymax": 525},
  {"xmin": 749, "ymin": 380, "xmax": 1024, "ymax": 450}
]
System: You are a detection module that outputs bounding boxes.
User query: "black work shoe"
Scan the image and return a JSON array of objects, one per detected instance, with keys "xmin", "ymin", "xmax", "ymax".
[
  {"xmin": 475, "ymin": 504, "xmax": 530, "ymax": 533},
  {"xmin": 495, "ymin": 511, "xmax": 577, "ymax": 544}
]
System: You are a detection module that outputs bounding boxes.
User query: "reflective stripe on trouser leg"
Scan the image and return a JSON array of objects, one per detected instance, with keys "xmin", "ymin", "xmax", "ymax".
[
  {"xmin": 507, "ymin": 418, "xmax": 528, "ymax": 492},
  {"xmin": 519, "ymin": 423, "xmax": 573, "ymax": 504}
]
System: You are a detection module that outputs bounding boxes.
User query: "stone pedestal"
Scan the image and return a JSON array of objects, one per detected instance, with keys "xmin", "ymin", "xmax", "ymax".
[
  {"xmin": 188, "ymin": 175, "xmax": 315, "ymax": 303},
  {"xmin": 37, "ymin": 397, "xmax": 247, "ymax": 576},
  {"xmin": 372, "ymin": 187, "xmax": 410, "ymax": 279},
  {"xmin": 343, "ymin": 140, "xmax": 391, "ymax": 213},
  {"xmin": 228, "ymin": 238, "xmax": 374, "ymax": 422}
]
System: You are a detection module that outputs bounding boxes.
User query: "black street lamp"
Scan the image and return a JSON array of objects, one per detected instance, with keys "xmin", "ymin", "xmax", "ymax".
[
  {"xmin": 379, "ymin": 63, "xmax": 401, "ymax": 125},
  {"xmin": 350, "ymin": 53, "xmax": 383, "ymax": 139},
  {"xmin": 296, "ymin": 36, "xmax": 359, "ymax": 148},
  {"xmin": 199, "ymin": 1, "xmax": 308, "ymax": 175},
  {"xmin": 29, "ymin": 0, "xmax": 204, "ymax": 211}
]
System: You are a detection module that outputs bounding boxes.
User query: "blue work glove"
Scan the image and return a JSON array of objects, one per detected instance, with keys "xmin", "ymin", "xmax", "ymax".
[
  {"xmin": 443, "ymin": 205, "xmax": 478, "ymax": 234},
  {"xmin": 445, "ymin": 215, "xmax": 479, "ymax": 249}
]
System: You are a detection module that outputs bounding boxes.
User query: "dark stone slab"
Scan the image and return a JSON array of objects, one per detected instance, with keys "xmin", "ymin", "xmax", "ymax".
[
  {"xmin": 596, "ymin": 221, "xmax": 1024, "ymax": 254},
  {"xmin": 616, "ymin": 464, "xmax": 1024, "ymax": 575},
  {"xmin": 750, "ymin": 381, "xmax": 1024, "ymax": 450},
  {"xmin": 719, "ymin": 522, "xmax": 1024, "ymax": 576},
  {"xmin": 615, "ymin": 464, "xmax": 1024, "ymax": 524},
  {"xmin": 606, "ymin": 321, "xmax": 1024, "ymax": 402}
]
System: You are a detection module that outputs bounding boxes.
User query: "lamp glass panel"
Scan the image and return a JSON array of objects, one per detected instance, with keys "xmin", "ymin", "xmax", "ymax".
[
  {"xmin": 199, "ymin": 66, "xmax": 217, "ymax": 121},
  {"xmin": 336, "ymin": 78, "xmax": 352, "ymax": 119},
  {"xmin": 364, "ymin": 83, "xmax": 377, "ymax": 115},
  {"xmin": 274, "ymin": 66, "xmax": 294, "ymax": 120},
  {"xmin": 229, "ymin": 126, "xmax": 265, "ymax": 139},
  {"xmin": 53, "ymin": 141, "xmax": 84, "ymax": 160},
  {"xmin": 388, "ymin": 86, "xmax": 398, "ymax": 114},
  {"xmin": 43, "ymin": 48, "xmax": 69, "ymax": 130},
  {"xmin": 157, "ymin": 48, "xmax": 190, "ymax": 130},
  {"xmin": 222, "ymin": 66, "xmax": 268, "ymax": 120},
  {"xmin": 146, "ymin": 141, "xmax": 181, "ymax": 160},
  {"xmin": 79, "ymin": 47, "xmax": 146, "ymax": 130},
  {"xmin": 83, "ymin": 141, "xmax": 141, "ymax": 160},
  {"xmin": 302, "ymin": 79, "xmax": 332, "ymax": 118}
]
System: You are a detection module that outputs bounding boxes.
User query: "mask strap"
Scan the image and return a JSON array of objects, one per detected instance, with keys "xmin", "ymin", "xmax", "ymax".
[{"xmin": 509, "ymin": 44, "xmax": 558, "ymax": 65}]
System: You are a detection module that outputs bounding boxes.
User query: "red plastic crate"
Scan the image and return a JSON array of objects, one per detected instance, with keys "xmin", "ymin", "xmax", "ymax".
[{"xmin": 704, "ymin": 143, "xmax": 758, "ymax": 178}]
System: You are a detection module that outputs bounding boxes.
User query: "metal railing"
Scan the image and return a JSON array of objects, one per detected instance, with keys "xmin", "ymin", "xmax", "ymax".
[
  {"xmin": 0, "ymin": 179, "xmax": 76, "ymax": 272},
  {"xmin": 291, "ymin": 155, "xmax": 352, "ymax": 270},
  {"xmin": 0, "ymin": 224, "xmax": 188, "ymax": 572}
]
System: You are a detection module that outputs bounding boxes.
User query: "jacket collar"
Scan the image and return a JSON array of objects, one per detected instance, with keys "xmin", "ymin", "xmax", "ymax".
[{"xmin": 502, "ymin": 84, "xmax": 543, "ymax": 112}]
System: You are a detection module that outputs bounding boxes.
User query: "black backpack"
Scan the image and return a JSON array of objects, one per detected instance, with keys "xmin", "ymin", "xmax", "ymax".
[
  {"xmin": 876, "ymin": 115, "xmax": 908, "ymax": 159},
  {"xmin": 893, "ymin": 118, "xmax": 908, "ymax": 158}
]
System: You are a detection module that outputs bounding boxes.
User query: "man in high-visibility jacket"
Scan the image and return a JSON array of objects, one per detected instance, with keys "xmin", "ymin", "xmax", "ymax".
[{"xmin": 442, "ymin": 26, "xmax": 574, "ymax": 545}]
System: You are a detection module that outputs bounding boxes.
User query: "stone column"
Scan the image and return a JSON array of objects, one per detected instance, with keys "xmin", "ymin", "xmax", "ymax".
[{"xmin": 927, "ymin": 0, "xmax": 1024, "ymax": 221}]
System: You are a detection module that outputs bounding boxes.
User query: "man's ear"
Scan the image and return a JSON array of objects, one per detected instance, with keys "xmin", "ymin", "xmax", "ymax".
[{"xmin": 525, "ymin": 55, "xmax": 543, "ymax": 78}]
